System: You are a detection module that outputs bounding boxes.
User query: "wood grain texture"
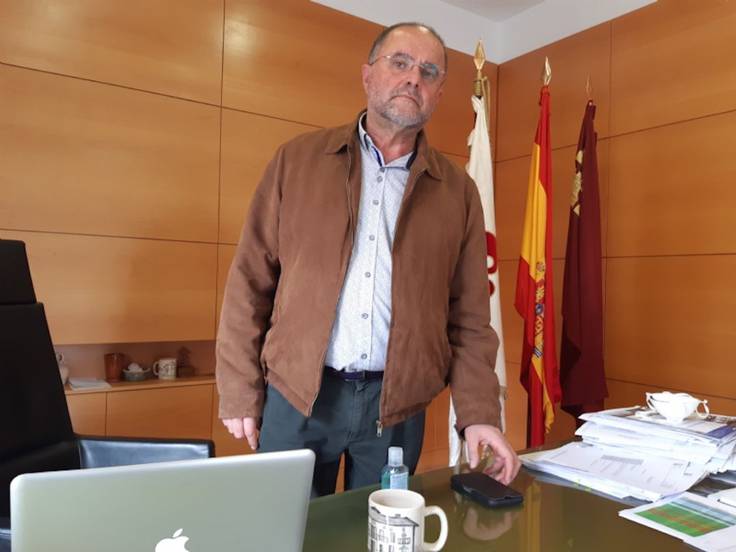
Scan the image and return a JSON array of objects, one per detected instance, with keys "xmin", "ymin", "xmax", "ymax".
[
  {"xmin": 0, "ymin": 231, "xmax": 217, "ymax": 344},
  {"xmin": 0, "ymin": 0, "xmax": 223, "ymax": 103},
  {"xmin": 495, "ymin": 139, "xmax": 609, "ymax": 262},
  {"xmin": 222, "ymin": 0, "xmax": 375, "ymax": 127},
  {"xmin": 610, "ymin": 0, "xmax": 736, "ymax": 135},
  {"xmin": 605, "ymin": 256, "xmax": 736, "ymax": 400},
  {"xmin": 607, "ymin": 112, "xmax": 736, "ymax": 257},
  {"xmin": 106, "ymin": 385, "xmax": 213, "ymax": 439},
  {"xmin": 216, "ymin": 244, "xmax": 237, "ymax": 328},
  {"xmin": 66, "ymin": 393, "xmax": 106, "ymax": 435},
  {"xmin": 219, "ymin": 109, "xmax": 317, "ymax": 244},
  {"xmin": 497, "ymin": 23, "xmax": 610, "ymax": 161},
  {"xmin": 425, "ymin": 52, "xmax": 498, "ymax": 157},
  {"xmin": 222, "ymin": 0, "xmax": 486, "ymax": 156},
  {"xmin": 0, "ymin": 65, "xmax": 220, "ymax": 242},
  {"xmin": 502, "ymin": 361, "xmax": 527, "ymax": 451}
]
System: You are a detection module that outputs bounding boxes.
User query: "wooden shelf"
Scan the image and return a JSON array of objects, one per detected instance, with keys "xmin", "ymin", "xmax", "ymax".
[{"xmin": 64, "ymin": 374, "xmax": 215, "ymax": 395}]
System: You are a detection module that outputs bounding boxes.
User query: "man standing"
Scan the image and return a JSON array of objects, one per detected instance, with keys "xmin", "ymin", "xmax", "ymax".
[{"xmin": 216, "ymin": 22, "xmax": 519, "ymax": 496}]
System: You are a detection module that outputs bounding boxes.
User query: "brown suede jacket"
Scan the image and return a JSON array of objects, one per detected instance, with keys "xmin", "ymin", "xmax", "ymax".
[{"xmin": 216, "ymin": 113, "xmax": 501, "ymax": 431}]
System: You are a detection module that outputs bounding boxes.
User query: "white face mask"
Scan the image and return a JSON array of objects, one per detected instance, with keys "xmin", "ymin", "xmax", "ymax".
[{"xmin": 645, "ymin": 391, "xmax": 710, "ymax": 424}]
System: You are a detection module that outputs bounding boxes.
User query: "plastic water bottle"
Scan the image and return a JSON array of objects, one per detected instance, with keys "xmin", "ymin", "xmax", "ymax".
[{"xmin": 380, "ymin": 446, "xmax": 409, "ymax": 490}]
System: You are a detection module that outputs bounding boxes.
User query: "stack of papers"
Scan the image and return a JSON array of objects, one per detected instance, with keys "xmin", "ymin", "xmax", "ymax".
[
  {"xmin": 520, "ymin": 406, "xmax": 736, "ymax": 502},
  {"xmin": 578, "ymin": 407, "xmax": 736, "ymax": 474},
  {"xmin": 68, "ymin": 377, "xmax": 111, "ymax": 390},
  {"xmin": 521, "ymin": 441, "xmax": 706, "ymax": 501}
]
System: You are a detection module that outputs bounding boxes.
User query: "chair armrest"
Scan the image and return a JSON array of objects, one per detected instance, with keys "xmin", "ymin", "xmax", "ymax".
[{"xmin": 77, "ymin": 436, "xmax": 214, "ymax": 469}]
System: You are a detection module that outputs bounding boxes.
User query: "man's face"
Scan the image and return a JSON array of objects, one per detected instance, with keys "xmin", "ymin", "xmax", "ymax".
[{"xmin": 362, "ymin": 27, "xmax": 446, "ymax": 130}]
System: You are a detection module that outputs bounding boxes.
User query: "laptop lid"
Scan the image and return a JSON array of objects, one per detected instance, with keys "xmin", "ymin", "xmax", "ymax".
[{"xmin": 10, "ymin": 449, "xmax": 315, "ymax": 552}]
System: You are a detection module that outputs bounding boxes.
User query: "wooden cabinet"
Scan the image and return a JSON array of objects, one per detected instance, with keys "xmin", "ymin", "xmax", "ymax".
[
  {"xmin": 106, "ymin": 385, "xmax": 213, "ymax": 440},
  {"xmin": 65, "ymin": 376, "xmax": 242, "ymax": 456},
  {"xmin": 66, "ymin": 393, "xmax": 107, "ymax": 436}
]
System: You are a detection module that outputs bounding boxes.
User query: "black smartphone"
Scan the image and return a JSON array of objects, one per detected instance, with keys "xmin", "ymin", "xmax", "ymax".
[{"xmin": 450, "ymin": 472, "xmax": 524, "ymax": 508}]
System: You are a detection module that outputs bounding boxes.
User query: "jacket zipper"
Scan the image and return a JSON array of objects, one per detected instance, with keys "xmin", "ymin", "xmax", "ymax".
[
  {"xmin": 309, "ymin": 146, "xmax": 355, "ymax": 416},
  {"xmin": 377, "ymin": 168, "xmax": 425, "ymax": 436}
]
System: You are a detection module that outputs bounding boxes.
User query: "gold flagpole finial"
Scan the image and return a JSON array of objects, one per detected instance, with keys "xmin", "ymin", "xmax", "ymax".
[
  {"xmin": 542, "ymin": 56, "xmax": 552, "ymax": 86},
  {"xmin": 473, "ymin": 40, "xmax": 486, "ymax": 98},
  {"xmin": 586, "ymin": 75, "xmax": 593, "ymax": 100}
]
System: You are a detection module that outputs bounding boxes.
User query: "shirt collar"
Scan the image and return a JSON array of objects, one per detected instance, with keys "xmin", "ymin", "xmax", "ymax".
[{"xmin": 357, "ymin": 113, "xmax": 415, "ymax": 169}]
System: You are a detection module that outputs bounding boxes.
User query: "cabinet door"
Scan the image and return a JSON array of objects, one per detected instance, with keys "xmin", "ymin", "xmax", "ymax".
[
  {"xmin": 211, "ymin": 386, "xmax": 253, "ymax": 457},
  {"xmin": 106, "ymin": 385, "xmax": 212, "ymax": 439},
  {"xmin": 66, "ymin": 393, "xmax": 106, "ymax": 435}
]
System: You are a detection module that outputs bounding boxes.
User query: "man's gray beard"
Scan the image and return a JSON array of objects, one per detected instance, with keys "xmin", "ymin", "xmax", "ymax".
[{"xmin": 376, "ymin": 99, "xmax": 428, "ymax": 129}]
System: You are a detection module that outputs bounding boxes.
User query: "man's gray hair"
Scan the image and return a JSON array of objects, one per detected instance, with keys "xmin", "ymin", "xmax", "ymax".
[{"xmin": 368, "ymin": 22, "xmax": 448, "ymax": 71}]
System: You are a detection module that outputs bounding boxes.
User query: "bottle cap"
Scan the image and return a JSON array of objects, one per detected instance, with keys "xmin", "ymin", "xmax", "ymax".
[{"xmin": 388, "ymin": 446, "xmax": 403, "ymax": 467}]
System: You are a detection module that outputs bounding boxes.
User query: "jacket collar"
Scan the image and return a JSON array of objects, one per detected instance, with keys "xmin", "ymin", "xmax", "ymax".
[{"xmin": 324, "ymin": 111, "xmax": 441, "ymax": 180}]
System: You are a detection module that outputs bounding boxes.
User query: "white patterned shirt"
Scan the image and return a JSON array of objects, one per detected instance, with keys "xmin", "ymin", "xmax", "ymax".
[{"xmin": 324, "ymin": 115, "xmax": 414, "ymax": 372}]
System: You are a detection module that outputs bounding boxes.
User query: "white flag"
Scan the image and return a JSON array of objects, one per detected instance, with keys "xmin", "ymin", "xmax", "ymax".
[{"xmin": 449, "ymin": 95, "xmax": 508, "ymax": 467}]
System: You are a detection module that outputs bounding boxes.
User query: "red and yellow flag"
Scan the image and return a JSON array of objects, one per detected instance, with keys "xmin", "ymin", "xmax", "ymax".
[{"xmin": 515, "ymin": 85, "xmax": 561, "ymax": 447}]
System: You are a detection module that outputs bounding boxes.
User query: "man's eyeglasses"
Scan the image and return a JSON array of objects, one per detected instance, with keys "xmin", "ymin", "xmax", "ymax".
[{"xmin": 370, "ymin": 53, "xmax": 445, "ymax": 84}]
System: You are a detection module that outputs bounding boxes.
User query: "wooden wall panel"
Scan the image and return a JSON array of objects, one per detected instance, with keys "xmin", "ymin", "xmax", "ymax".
[
  {"xmin": 223, "ymin": 0, "xmax": 374, "ymax": 128},
  {"xmin": 222, "ymin": 0, "xmax": 483, "ymax": 157},
  {"xmin": 443, "ymin": 153, "xmax": 468, "ymax": 171},
  {"xmin": 610, "ymin": 0, "xmax": 736, "ymax": 135},
  {"xmin": 497, "ymin": 23, "xmax": 610, "ymax": 162},
  {"xmin": 607, "ymin": 112, "xmax": 736, "ymax": 257},
  {"xmin": 106, "ymin": 385, "xmax": 213, "ymax": 439},
  {"xmin": 605, "ymin": 256, "xmax": 736, "ymax": 400},
  {"xmin": 0, "ymin": 65, "xmax": 220, "ymax": 242},
  {"xmin": 0, "ymin": 0, "xmax": 223, "ymax": 104},
  {"xmin": 503, "ymin": 361, "xmax": 527, "ymax": 451},
  {"xmin": 606, "ymin": 379, "xmax": 736, "ymax": 418},
  {"xmin": 66, "ymin": 393, "xmax": 106, "ymax": 435},
  {"xmin": 495, "ymin": 140, "xmax": 609, "ymax": 262},
  {"xmin": 426, "ymin": 53, "xmax": 498, "ymax": 157},
  {"xmin": 220, "ymin": 109, "xmax": 317, "ymax": 244},
  {"xmin": 216, "ymin": 244, "xmax": 237, "ymax": 326},
  {"xmin": 0, "ymin": 231, "xmax": 217, "ymax": 344}
]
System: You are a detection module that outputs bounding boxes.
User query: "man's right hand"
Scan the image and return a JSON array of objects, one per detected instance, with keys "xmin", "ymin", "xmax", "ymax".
[{"xmin": 222, "ymin": 417, "xmax": 259, "ymax": 451}]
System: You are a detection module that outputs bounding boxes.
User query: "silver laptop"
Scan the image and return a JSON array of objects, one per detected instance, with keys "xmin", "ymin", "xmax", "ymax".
[{"xmin": 10, "ymin": 449, "xmax": 315, "ymax": 552}]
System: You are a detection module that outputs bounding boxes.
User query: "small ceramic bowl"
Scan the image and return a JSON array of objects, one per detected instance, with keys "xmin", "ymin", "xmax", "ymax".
[{"xmin": 122, "ymin": 368, "xmax": 152, "ymax": 382}]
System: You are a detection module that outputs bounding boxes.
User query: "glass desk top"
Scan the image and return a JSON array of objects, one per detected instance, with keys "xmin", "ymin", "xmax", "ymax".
[{"xmin": 304, "ymin": 466, "xmax": 690, "ymax": 551}]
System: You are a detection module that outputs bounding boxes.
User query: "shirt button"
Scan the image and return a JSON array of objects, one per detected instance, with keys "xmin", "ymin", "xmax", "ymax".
[
  {"xmin": 365, "ymin": 272, "xmax": 371, "ymax": 278},
  {"xmin": 373, "ymin": 200, "xmax": 379, "ymax": 206},
  {"xmin": 380, "ymin": 167, "xmax": 386, "ymax": 173},
  {"xmin": 361, "ymin": 313, "xmax": 369, "ymax": 319},
  {"xmin": 369, "ymin": 235, "xmax": 376, "ymax": 241},
  {"xmin": 361, "ymin": 353, "xmax": 368, "ymax": 360},
  {"xmin": 377, "ymin": 176, "xmax": 383, "ymax": 183}
]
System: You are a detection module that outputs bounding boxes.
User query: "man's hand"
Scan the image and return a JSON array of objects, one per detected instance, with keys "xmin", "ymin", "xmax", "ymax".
[
  {"xmin": 464, "ymin": 424, "xmax": 520, "ymax": 485},
  {"xmin": 222, "ymin": 417, "xmax": 259, "ymax": 451}
]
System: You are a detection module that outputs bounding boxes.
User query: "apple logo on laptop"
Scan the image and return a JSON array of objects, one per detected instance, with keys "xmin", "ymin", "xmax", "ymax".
[{"xmin": 155, "ymin": 528, "xmax": 190, "ymax": 552}]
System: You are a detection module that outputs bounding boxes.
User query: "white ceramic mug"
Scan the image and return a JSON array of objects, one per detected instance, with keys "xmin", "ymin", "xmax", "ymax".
[
  {"xmin": 645, "ymin": 391, "xmax": 709, "ymax": 423},
  {"xmin": 152, "ymin": 358, "xmax": 177, "ymax": 380},
  {"xmin": 368, "ymin": 489, "xmax": 448, "ymax": 552}
]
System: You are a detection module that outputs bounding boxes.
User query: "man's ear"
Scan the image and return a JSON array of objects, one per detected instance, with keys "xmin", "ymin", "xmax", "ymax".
[{"xmin": 361, "ymin": 63, "xmax": 371, "ymax": 93}]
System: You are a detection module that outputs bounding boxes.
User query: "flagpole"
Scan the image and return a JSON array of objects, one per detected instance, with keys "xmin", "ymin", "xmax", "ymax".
[{"xmin": 448, "ymin": 38, "xmax": 508, "ymax": 467}]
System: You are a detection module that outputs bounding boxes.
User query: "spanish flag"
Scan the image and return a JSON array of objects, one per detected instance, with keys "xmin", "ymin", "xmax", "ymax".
[{"xmin": 515, "ymin": 84, "xmax": 561, "ymax": 447}]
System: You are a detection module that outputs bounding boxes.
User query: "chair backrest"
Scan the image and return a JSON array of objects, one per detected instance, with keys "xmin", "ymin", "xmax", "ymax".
[{"xmin": 0, "ymin": 240, "xmax": 79, "ymax": 517}]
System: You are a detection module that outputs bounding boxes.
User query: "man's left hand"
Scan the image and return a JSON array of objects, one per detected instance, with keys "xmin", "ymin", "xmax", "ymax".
[{"xmin": 464, "ymin": 424, "xmax": 520, "ymax": 485}]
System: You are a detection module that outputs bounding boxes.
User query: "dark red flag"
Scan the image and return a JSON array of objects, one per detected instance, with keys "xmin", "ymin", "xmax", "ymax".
[{"xmin": 560, "ymin": 101, "xmax": 607, "ymax": 422}]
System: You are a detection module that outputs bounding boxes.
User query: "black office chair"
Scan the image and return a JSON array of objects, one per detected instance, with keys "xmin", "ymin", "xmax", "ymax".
[{"xmin": 0, "ymin": 240, "xmax": 214, "ymax": 549}]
